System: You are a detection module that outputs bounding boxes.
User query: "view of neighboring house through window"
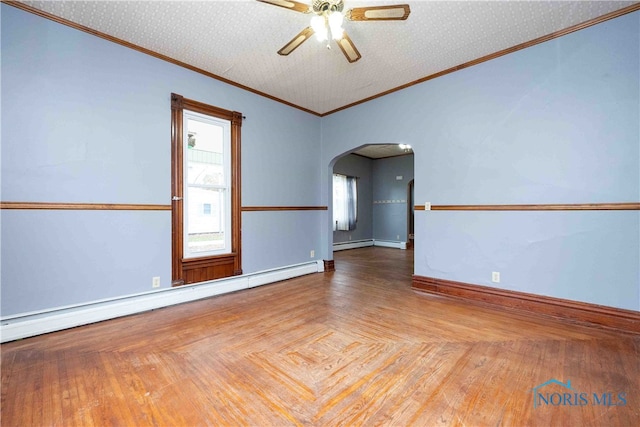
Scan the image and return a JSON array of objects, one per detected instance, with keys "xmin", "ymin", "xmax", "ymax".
[
  {"xmin": 184, "ymin": 110, "xmax": 231, "ymax": 257},
  {"xmin": 333, "ymin": 173, "xmax": 357, "ymax": 231}
]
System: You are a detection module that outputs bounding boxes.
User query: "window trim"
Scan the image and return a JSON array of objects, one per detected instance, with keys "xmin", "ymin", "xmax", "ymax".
[{"xmin": 171, "ymin": 93, "xmax": 242, "ymax": 286}]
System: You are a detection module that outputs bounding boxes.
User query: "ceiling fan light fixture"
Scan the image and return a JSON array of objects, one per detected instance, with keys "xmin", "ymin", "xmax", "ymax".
[
  {"xmin": 328, "ymin": 11, "xmax": 344, "ymax": 40},
  {"xmin": 310, "ymin": 15, "xmax": 328, "ymax": 41}
]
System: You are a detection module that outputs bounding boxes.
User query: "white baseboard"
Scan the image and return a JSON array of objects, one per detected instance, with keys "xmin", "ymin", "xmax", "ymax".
[
  {"xmin": 332, "ymin": 239, "xmax": 407, "ymax": 251},
  {"xmin": 333, "ymin": 239, "xmax": 374, "ymax": 251},
  {"xmin": 373, "ymin": 240, "xmax": 407, "ymax": 250},
  {"xmin": 333, "ymin": 239, "xmax": 407, "ymax": 251},
  {"xmin": 0, "ymin": 262, "xmax": 322, "ymax": 343},
  {"xmin": 247, "ymin": 262, "xmax": 319, "ymax": 288}
]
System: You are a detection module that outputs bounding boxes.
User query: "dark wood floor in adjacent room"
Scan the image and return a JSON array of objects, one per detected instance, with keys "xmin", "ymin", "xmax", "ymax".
[{"xmin": 2, "ymin": 247, "xmax": 639, "ymax": 426}]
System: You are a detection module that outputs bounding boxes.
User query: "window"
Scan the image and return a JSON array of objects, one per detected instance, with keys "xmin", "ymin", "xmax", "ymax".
[
  {"xmin": 333, "ymin": 173, "xmax": 357, "ymax": 231},
  {"xmin": 183, "ymin": 110, "xmax": 230, "ymax": 257},
  {"xmin": 171, "ymin": 93, "xmax": 242, "ymax": 286}
]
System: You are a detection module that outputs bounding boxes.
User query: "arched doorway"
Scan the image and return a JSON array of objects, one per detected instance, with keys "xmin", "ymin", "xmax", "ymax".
[{"xmin": 328, "ymin": 143, "xmax": 415, "ymax": 272}]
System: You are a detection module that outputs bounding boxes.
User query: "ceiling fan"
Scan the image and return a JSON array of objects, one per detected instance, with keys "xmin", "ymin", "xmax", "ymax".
[{"xmin": 258, "ymin": 0, "xmax": 411, "ymax": 63}]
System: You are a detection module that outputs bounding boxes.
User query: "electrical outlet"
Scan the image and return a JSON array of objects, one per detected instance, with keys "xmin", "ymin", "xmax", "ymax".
[
  {"xmin": 397, "ymin": 235, "xmax": 400, "ymax": 240},
  {"xmin": 152, "ymin": 276, "xmax": 160, "ymax": 288},
  {"xmin": 310, "ymin": 250, "xmax": 315, "ymax": 258},
  {"xmin": 491, "ymin": 272, "xmax": 500, "ymax": 283}
]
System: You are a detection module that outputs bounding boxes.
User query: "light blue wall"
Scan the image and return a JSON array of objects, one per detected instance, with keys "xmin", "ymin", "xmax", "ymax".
[
  {"xmin": 333, "ymin": 154, "xmax": 373, "ymax": 243},
  {"xmin": 241, "ymin": 92, "xmax": 322, "ymax": 273},
  {"xmin": 2, "ymin": 5, "xmax": 638, "ymax": 316},
  {"xmin": 372, "ymin": 155, "xmax": 414, "ymax": 242},
  {"xmin": 1, "ymin": 5, "xmax": 322, "ymax": 316},
  {"xmin": 321, "ymin": 12, "xmax": 640, "ymax": 310}
]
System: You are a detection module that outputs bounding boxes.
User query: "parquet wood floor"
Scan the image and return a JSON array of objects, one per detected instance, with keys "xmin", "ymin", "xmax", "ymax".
[{"xmin": 2, "ymin": 247, "xmax": 639, "ymax": 426}]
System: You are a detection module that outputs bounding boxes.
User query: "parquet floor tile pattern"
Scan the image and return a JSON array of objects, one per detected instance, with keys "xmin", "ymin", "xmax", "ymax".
[{"xmin": 2, "ymin": 247, "xmax": 639, "ymax": 426}]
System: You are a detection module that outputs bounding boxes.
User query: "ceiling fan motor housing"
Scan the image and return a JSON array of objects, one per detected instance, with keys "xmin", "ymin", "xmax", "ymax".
[{"xmin": 313, "ymin": 0, "xmax": 344, "ymax": 15}]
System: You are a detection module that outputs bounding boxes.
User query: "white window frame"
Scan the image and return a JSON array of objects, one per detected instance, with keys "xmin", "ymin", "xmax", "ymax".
[{"xmin": 182, "ymin": 110, "xmax": 232, "ymax": 258}]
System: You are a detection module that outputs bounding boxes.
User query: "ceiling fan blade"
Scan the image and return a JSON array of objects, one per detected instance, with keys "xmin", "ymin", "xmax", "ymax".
[
  {"xmin": 278, "ymin": 27, "xmax": 315, "ymax": 56},
  {"xmin": 257, "ymin": 0, "xmax": 311, "ymax": 13},
  {"xmin": 336, "ymin": 32, "xmax": 361, "ymax": 63},
  {"xmin": 347, "ymin": 4, "xmax": 411, "ymax": 21}
]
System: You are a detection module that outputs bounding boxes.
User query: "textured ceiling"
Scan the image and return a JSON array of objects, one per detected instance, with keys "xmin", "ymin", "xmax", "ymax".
[
  {"xmin": 16, "ymin": 0, "xmax": 639, "ymax": 115},
  {"xmin": 353, "ymin": 144, "xmax": 414, "ymax": 159}
]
